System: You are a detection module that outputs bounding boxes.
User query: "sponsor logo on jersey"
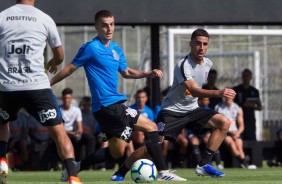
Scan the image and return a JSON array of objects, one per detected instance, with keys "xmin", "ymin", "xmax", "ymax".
[
  {"xmin": 98, "ymin": 132, "xmax": 108, "ymax": 142},
  {"xmin": 8, "ymin": 66, "xmax": 32, "ymax": 73},
  {"xmin": 8, "ymin": 44, "xmax": 31, "ymax": 55},
  {"xmin": 0, "ymin": 108, "xmax": 9, "ymax": 120},
  {"xmin": 112, "ymin": 50, "xmax": 119, "ymax": 60},
  {"xmin": 38, "ymin": 109, "xmax": 57, "ymax": 123},
  {"xmin": 120, "ymin": 126, "xmax": 133, "ymax": 141},
  {"xmin": 157, "ymin": 122, "xmax": 165, "ymax": 132},
  {"xmin": 7, "ymin": 42, "xmax": 33, "ymax": 58},
  {"xmin": 0, "ymin": 79, "xmax": 39, "ymax": 85},
  {"xmin": 125, "ymin": 108, "xmax": 138, "ymax": 118},
  {"xmin": 6, "ymin": 16, "xmax": 36, "ymax": 22},
  {"xmin": 204, "ymin": 70, "xmax": 209, "ymax": 81},
  {"xmin": 184, "ymin": 89, "xmax": 191, "ymax": 96}
]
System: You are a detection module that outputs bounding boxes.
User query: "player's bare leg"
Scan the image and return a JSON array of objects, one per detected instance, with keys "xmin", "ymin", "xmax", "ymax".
[
  {"xmin": 196, "ymin": 114, "xmax": 230, "ymax": 177},
  {"xmin": 47, "ymin": 124, "xmax": 81, "ymax": 184},
  {"xmin": 0, "ymin": 124, "xmax": 9, "ymax": 184},
  {"xmin": 112, "ymin": 115, "xmax": 187, "ymax": 181}
]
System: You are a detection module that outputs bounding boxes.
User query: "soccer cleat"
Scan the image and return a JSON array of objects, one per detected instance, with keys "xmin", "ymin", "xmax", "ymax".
[
  {"xmin": 111, "ymin": 174, "xmax": 125, "ymax": 181},
  {"xmin": 68, "ymin": 176, "xmax": 82, "ymax": 184},
  {"xmin": 157, "ymin": 170, "xmax": 187, "ymax": 181},
  {"xmin": 195, "ymin": 164, "xmax": 225, "ymax": 177},
  {"xmin": 0, "ymin": 158, "xmax": 8, "ymax": 184},
  {"xmin": 247, "ymin": 164, "xmax": 257, "ymax": 169},
  {"xmin": 61, "ymin": 161, "xmax": 81, "ymax": 182},
  {"xmin": 217, "ymin": 164, "xmax": 224, "ymax": 170}
]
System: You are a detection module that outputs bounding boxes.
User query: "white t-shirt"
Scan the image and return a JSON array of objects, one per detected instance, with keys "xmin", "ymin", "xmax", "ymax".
[
  {"xmin": 0, "ymin": 4, "xmax": 62, "ymax": 91},
  {"xmin": 215, "ymin": 102, "xmax": 241, "ymax": 131},
  {"xmin": 60, "ymin": 104, "xmax": 82, "ymax": 132},
  {"xmin": 161, "ymin": 54, "xmax": 213, "ymax": 113}
]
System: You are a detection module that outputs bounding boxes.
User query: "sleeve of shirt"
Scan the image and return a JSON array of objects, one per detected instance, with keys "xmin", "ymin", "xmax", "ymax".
[
  {"xmin": 46, "ymin": 17, "xmax": 62, "ymax": 48},
  {"xmin": 72, "ymin": 43, "xmax": 91, "ymax": 67},
  {"xmin": 175, "ymin": 60, "xmax": 192, "ymax": 84},
  {"xmin": 214, "ymin": 105, "xmax": 219, "ymax": 112},
  {"xmin": 116, "ymin": 47, "xmax": 128, "ymax": 72},
  {"xmin": 76, "ymin": 107, "xmax": 83, "ymax": 122}
]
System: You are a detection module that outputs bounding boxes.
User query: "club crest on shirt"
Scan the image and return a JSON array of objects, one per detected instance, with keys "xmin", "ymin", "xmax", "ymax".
[
  {"xmin": 157, "ymin": 122, "xmax": 165, "ymax": 132},
  {"xmin": 204, "ymin": 70, "xmax": 209, "ymax": 81},
  {"xmin": 112, "ymin": 50, "xmax": 119, "ymax": 60},
  {"xmin": 184, "ymin": 89, "xmax": 191, "ymax": 96},
  {"xmin": 0, "ymin": 108, "xmax": 9, "ymax": 120},
  {"xmin": 126, "ymin": 108, "xmax": 138, "ymax": 118}
]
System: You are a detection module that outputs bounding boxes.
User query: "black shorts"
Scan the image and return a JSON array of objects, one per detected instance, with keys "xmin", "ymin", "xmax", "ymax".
[
  {"xmin": 156, "ymin": 107, "xmax": 218, "ymax": 141},
  {"xmin": 94, "ymin": 102, "xmax": 140, "ymax": 143},
  {"xmin": 0, "ymin": 89, "xmax": 62, "ymax": 126}
]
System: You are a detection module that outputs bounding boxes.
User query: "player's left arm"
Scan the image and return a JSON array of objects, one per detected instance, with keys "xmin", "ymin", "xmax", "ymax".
[
  {"xmin": 50, "ymin": 63, "xmax": 78, "ymax": 86},
  {"xmin": 236, "ymin": 107, "xmax": 244, "ymax": 136},
  {"xmin": 120, "ymin": 68, "xmax": 163, "ymax": 79},
  {"xmin": 255, "ymin": 98, "xmax": 262, "ymax": 111},
  {"xmin": 76, "ymin": 119, "xmax": 83, "ymax": 134},
  {"xmin": 183, "ymin": 79, "xmax": 236, "ymax": 99}
]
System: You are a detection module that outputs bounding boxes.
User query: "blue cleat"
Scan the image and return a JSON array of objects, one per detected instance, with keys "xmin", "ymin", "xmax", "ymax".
[
  {"xmin": 195, "ymin": 164, "xmax": 225, "ymax": 177},
  {"xmin": 111, "ymin": 174, "xmax": 125, "ymax": 181}
]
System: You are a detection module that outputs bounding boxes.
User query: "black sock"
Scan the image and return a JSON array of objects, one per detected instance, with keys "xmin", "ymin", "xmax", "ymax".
[
  {"xmin": 63, "ymin": 158, "xmax": 77, "ymax": 177},
  {"xmin": 191, "ymin": 145, "xmax": 202, "ymax": 164},
  {"xmin": 213, "ymin": 150, "xmax": 222, "ymax": 165},
  {"xmin": 179, "ymin": 154, "xmax": 186, "ymax": 163},
  {"xmin": 144, "ymin": 131, "xmax": 167, "ymax": 170},
  {"xmin": 114, "ymin": 162, "xmax": 130, "ymax": 177},
  {"xmin": 80, "ymin": 147, "xmax": 113, "ymax": 170},
  {"xmin": 236, "ymin": 155, "xmax": 245, "ymax": 164},
  {"xmin": 0, "ymin": 141, "xmax": 7, "ymax": 158},
  {"xmin": 133, "ymin": 143, "xmax": 144, "ymax": 150},
  {"xmin": 199, "ymin": 148, "xmax": 215, "ymax": 166},
  {"xmin": 117, "ymin": 155, "xmax": 126, "ymax": 168}
]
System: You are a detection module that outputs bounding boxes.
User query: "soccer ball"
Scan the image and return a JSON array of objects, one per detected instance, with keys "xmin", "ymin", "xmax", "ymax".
[{"xmin": 131, "ymin": 159, "xmax": 158, "ymax": 183}]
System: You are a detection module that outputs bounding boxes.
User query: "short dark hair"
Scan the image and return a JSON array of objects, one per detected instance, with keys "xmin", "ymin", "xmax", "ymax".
[
  {"xmin": 135, "ymin": 89, "xmax": 148, "ymax": 96},
  {"xmin": 81, "ymin": 96, "xmax": 91, "ymax": 102},
  {"xmin": 242, "ymin": 68, "xmax": 252, "ymax": 75},
  {"xmin": 191, "ymin": 29, "xmax": 209, "ymax": 40},
  {"xmin": 208, "ymin": 69, "xmax": 218, "ymax": 76},
  {"xmin": 95, "ymin": 10, "xmax": 113, "ymax": 23},
  {"xmin": 62, "ymin": 88, "xmax": 73, "ymax": 96}
]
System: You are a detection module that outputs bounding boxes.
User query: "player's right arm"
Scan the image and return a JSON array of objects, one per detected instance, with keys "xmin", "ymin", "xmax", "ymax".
[
  {"xmin": 183, "ymin": 79, "xmax": 236, "ymax": 99},
  {"xmin": 50, "ymin": 63, "xmax": 78, "ymax": 86}
]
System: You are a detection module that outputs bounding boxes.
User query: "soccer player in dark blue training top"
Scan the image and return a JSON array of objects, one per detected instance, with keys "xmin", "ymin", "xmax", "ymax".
[{"xmin": 51, "ymin": 10, "xmax": 186, "ymax": 181}]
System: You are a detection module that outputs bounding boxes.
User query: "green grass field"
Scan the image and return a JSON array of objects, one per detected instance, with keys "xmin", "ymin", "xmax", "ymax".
[{"xmin": 6, "ymin": 167, "xmax": 282, "ymax": 184}]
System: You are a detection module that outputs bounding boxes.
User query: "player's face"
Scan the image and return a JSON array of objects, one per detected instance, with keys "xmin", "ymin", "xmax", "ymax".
[
  {"xmin": 135, "ymin": 92, "xmax": 148, "ymax": 107},
  {"xmin": 207, "ymin": 73, "xmax": 217, "ymax": 84},
  {"xmin": 95, "ymin": 16, "xmax": 115, "ymax": 44},
  {"xmin": 189, "ymin": 36, "xmax": 209, "ymax": 62},
  {"xmin": 242, "ymin": 71, "xmax": 252, "ymax": 83},
  {"xmin": 62, "ymin": 94, "xmax": 73, "ymax": 109},
  {"xmin": 81, "ymin": 101, "xmax": 91, "ymax": 112},
  {"xmin": 225, "ymin": 96, "xmax": 234, "ymax": 104}
]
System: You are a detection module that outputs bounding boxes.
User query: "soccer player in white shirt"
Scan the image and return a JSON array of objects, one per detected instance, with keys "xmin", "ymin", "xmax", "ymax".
[{"xmin": 0, "ymin": 1, "xmax": 81, "ymax": 183}]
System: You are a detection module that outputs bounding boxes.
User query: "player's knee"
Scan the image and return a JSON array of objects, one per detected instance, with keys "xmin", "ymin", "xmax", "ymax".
[
  {"xmin": 218, "ymin": 117, "xmax": 230, "ymax": 133},
  {"xmin": 181, "ymin": 138, "xmax": 188, "ymax": 147},
  {"xmin": 146, "ymin": 122, "xmax": 157, "ymax": 132},
  {"xmin": 110, "ymin": 148, "xmax": 125, "ymax": 159},
  {"xmin": 139, "ymin": 146, "xmax": 148, "ymax": 155}
]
